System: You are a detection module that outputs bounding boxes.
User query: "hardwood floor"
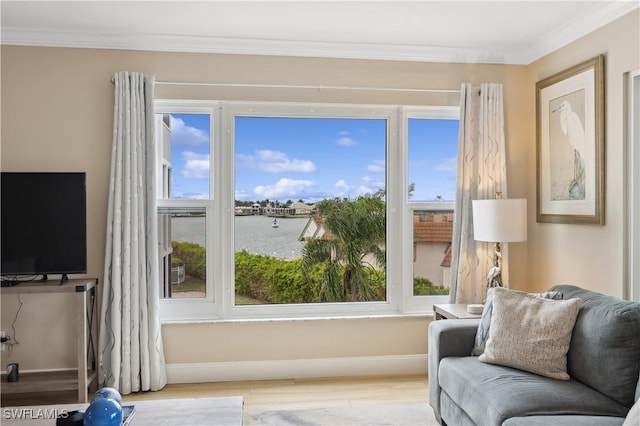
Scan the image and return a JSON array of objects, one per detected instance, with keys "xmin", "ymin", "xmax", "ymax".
[
  {"xmin": 124, "ymin": 374, "xmax": 429, "ymax": 411},
  {"xmin": 2, "ymin": 375, "xmax": 429, "ymax": 411}
]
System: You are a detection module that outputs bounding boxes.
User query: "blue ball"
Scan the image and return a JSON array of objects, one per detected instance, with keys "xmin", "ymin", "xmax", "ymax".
[
  {"xmin": 92, "ymin": 387, "xmax": 123, "ymax": 406},
  {"xmin": 83, "ymin": 398, "xmax": 122, "ymax": 426}
]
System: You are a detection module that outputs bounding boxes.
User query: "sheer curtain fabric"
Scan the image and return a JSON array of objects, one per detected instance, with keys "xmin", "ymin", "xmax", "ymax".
[
  {"xmin": 99, "ymin": 71, "xmax": 167, "ymax": 394},
  {"xmin": 449, "ymin": 83, "xmax": 508, "ymax": 303}
]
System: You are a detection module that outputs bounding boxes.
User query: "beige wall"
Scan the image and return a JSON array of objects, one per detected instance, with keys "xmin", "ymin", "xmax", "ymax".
[
  {"xmin": 414, "ymin": 243, "xmax": 450, "ymax": 287},
  {"xmin": 6, "ymin": 9, "xmax": 636, "ymax": 375},
  {"xmin": 0, "ymin": 45, "xmax": 528, "ymax": 373},
  {"xmin": 526, "ymin": 10, "xmax": 640, "ymax": 296}
]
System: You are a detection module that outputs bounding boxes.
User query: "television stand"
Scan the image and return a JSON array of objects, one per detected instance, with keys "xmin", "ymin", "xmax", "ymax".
[
  {"xmin": 0, "ymin": 278, "xmax": 98, "ymax": 403},
  {"xmin": 39, "ymin": 273, "xmax": 69, "ymax": 285}
]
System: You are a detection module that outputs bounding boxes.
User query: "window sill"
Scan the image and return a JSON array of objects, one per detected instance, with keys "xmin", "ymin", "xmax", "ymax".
[{"xmin": 160, "ymin": 312, "xmax": 434, "ymax": 325}]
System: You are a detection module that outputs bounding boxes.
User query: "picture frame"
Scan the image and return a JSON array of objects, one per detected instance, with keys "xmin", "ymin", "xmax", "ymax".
[{"xmin": 536, "ymin": 55, "xmax": 605, "ymax": 224}]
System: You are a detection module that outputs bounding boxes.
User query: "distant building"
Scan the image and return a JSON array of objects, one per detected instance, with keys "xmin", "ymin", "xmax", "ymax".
[
  {"xmin": 289, "ymin": 201, "xmax": 314, "ymax": 216},
  {"xmin": 299, "ymin": 214, "xmax": 383, "ymax": 269},
  {"xmin": 413, "ymin": 212, "xmax": 453, "ymax": 288},
  {"xmin": 299, "ymin": 214, "xmax": 333, "ymax": 241}
]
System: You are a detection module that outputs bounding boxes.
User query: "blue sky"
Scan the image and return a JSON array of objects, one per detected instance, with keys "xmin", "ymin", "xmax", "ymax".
[{"xmin": 168, "ymin": 114, "xmax": 459, "ymax": 203}]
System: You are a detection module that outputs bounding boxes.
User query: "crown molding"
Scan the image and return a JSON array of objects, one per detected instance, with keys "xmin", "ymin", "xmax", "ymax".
[
  {"xmin": 523, "ymin": 1, "xmax": 639, "ymax": 64},
  {"xmin": 0, "ymin": 28, "xmax": 521, "ymax": 64},
  {"xmin": 1, "ymin": 2, "xmax": 637, "ymax": 65}
]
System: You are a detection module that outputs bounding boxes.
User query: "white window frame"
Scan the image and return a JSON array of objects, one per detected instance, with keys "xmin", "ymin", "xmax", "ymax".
[
  {"xmin": 155, "ymin": 101, "xmax": 221, "ymax": 320},
  {"xmin": 155, "ymin": 100, "xmax": 459, "ymax": 321},
  {"xmin": 401, "ymin": 107, "xmax": 460, "ymax": 314}
]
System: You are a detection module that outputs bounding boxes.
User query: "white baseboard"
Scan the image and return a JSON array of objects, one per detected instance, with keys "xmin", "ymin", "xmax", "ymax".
[{"xmin": 166, "ymin": 354, "xmax": 427, "ymax": 384}]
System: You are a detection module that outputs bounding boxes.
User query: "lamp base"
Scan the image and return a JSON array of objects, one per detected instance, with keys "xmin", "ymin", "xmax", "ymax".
[
  {"xmin": 486, "ymin": 266, "xmax": 503, "ymax": 288},
  {"xmin": 486, "ymin": 241, "xmax": 503, "ymax": 288}
]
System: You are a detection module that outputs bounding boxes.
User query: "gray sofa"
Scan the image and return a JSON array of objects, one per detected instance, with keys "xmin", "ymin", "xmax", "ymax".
[{"xmin": 428, "ymin": 285, "xmax": 640, "ymax": 426}]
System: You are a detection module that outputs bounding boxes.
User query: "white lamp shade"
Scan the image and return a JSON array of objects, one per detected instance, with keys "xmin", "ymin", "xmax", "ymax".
[{"xmin": 472, "ymin": 198, "xmax": 527, "ymax": 243}]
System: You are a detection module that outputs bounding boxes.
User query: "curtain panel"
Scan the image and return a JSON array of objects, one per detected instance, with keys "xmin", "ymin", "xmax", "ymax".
[
  {"xmin": 99, "ymin": 71, "xmax": 167, "ymax": 394},
  {"xmin": 449, "ymin": 83, "xmax": 508, "ymax": 303}
]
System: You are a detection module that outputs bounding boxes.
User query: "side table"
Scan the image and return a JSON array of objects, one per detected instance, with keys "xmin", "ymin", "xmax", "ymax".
[{"xmin": 433, "ymin": 304, "xmax": 482, "ymax": 320}]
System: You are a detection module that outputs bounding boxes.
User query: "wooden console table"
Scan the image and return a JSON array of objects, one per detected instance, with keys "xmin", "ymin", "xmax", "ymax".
[{"xmin": 1, "ymin": 278, "xmax": 98, "ymax": 403}]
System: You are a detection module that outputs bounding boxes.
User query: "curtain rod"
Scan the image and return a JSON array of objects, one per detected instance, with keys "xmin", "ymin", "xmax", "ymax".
[
  {"xmin": 155, "ymin": 80, "xmax": 461, "ymax": 94},
  {"xmin": 111, "ymin": 77, "xmax": 460, "ymax": 94}
]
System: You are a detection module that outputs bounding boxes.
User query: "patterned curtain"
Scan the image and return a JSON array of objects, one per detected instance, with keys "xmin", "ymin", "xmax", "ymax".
[
  {"xmin": 448, "ymin": 83, "xmax": 508, "ymax": 303},
  {"xmin": 99, "ymin": 71, "xmax": 167, "ymax": 394}
]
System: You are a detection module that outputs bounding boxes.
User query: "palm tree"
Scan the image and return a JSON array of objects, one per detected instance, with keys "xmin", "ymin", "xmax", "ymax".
[{"xmin": 302, "ymin": 194, "xmax": 386, "ymax": 302}]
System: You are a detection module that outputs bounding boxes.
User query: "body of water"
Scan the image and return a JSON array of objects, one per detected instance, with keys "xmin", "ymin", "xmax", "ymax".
[{"xmin": 171, "ymin": 215, "xmax": 309, "ymax": 259}]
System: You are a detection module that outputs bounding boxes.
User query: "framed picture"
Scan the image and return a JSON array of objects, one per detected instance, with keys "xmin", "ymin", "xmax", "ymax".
[{"xmin": 536, "ymin": 55, "xmax": 605, "ymax": 224}]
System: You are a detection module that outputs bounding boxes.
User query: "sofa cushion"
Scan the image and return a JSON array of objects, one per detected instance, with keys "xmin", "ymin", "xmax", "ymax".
[
  {"xmin": 440, "ymin": 391, "xmax": 476, "ymax": 426},
  {"xmin": 552, "ymin": 285, "xmax": 640, "ymax": 408},
  {"xmin": 472, "ymin": 288, "xmax": 563, "ymax": 356},
  {"xmin": 503, "ymin": 415, "xmax": 624, "ymax": 426},
  {"xmin": 438, "ymin": 357, "xmax": 629, "ymax": 426},
  {"xmin": 479, "ymin": 287, "xmax": 580, "ymax": 380}
]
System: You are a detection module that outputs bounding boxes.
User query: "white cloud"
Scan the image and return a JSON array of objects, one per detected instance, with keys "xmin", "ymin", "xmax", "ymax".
[
  {"xmin": 356, "ymin": 176, "xmax": 385, "ymax": 196},
  {"xmin": 335, "ymin": 179, "xmax": 351, "ymax": 192},
  {"xmin": 170, "ymin": 116, "xmax": 209, "ymax": 147},
  {"xmin": 333, "ymin": 179, "xmax": 351, "ymax": 197},
  {"xmin": 367, "ymin": 160, "xmax": 385, "ymax": 173},
  {"xmin": 235, "ymin": 190, "xmax": 252, "ymax": 201},
  {"xmin": 237, "ymin": 150, "xmax": 317, "ymax": 173},
  {"xmin": 253, "ymin": 178, "xmax": 316, "ymax": 199},
  {"xmin": 337, "ymin": 137, "xmax": 356, "ymax": 146},
  {"xmin": 182, "ymin": 151, "xmax": 210, "ymax": 179},
  {"xmin": 355, "ymin": 185, "xmax": 376, "ymax": 196},
  {"xmin": 332, "ymin": 177, "xmax": 384, "ymax": 198}
]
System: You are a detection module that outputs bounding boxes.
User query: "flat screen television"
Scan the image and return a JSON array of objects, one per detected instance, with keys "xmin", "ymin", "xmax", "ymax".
[{"xmin": 1, "ymin": 172, "xmax": 87, "ymax": 283}]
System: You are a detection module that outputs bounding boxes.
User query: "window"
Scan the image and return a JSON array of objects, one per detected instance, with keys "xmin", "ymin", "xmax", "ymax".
[
  {"xmin": 234, "ymin": 115, "xmax": 387, "ymax": 306},
  {"xmin": 155, "ymin": 101, "xmax": 458, "ymax": 320},
  {"xmin": 403, "ymin": 110, "xmax": 459, "ymax": 313}
]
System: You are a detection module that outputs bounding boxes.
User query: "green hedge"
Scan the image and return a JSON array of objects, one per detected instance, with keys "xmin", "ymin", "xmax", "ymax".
[
  {"xmin": 414, "ymin": 276, "xmax": 450, "ymax": 295},
  {"xmin": 235, "ymin": 250, "xmax": 323, "ymax": 304},
  {"xmin": 172, "ymin": 241, "xmax": 206, "ymax": 280},
  {"xmin": 172, "ymin": 243, "xmax": 448, "ymax": 302}
]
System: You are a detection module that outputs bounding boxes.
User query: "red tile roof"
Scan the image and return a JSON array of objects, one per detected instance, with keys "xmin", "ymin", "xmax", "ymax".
[{"xmin": 414, "ymin": 221, "xmax": 453, "ymax": 243}]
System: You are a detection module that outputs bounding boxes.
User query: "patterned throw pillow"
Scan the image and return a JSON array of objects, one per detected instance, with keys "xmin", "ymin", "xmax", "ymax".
[
  {"xmin": 478, "ymin": 287, "xmax": 580, "ymax": 380},
  {"xmin": 471, "ymin": 288, "xmax": 563, "ymax": 356}
]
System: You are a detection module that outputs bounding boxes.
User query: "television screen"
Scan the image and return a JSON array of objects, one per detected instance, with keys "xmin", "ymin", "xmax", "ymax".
[{"xmin": 1, "ymin": 172, "xmax": 87, "ymax": 279}]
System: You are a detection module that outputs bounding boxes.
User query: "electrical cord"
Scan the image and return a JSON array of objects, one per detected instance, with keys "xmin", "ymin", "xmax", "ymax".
[
  {"xmin": 12, "ymin": 294, "xmax": 22, "ymax": 341},
  {"xmin": 1, "ymin": 274, "xmax": 40, "ymax": 286}
]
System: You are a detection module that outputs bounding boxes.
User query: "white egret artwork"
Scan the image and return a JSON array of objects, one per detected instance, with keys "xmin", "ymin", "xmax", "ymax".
[
  {"xmin": 549, "ymin": 91, "xmax": 586, "ymax": 201},
  {"xmin": 536, "ymin": 55, "xmax": 604, "ymax": 224}
]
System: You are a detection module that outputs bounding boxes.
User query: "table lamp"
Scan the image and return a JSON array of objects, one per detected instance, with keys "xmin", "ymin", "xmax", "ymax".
[{"xmin": 472, "ymin": 193, "xmax": 527, "ymax": 288}]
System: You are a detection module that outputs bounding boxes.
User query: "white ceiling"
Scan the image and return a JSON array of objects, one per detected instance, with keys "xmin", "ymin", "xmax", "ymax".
[{"xmin": 1, "ymin": 1, "xmax": 638, "ymax": 64}]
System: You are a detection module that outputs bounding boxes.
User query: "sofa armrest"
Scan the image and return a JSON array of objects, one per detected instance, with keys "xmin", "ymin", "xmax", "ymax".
[{"xmin": 428, "ymin": 319, "xmax": 480, "ymax": 424}]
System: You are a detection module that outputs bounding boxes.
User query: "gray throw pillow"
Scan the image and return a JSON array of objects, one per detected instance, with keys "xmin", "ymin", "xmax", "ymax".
[
  {"xmin": 471, "ymin": 288, "xmax": 563, "ymax": 356},
  {"xmin": 479, "ymin": 287, "xmax": 580, "ymax": 380}
]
